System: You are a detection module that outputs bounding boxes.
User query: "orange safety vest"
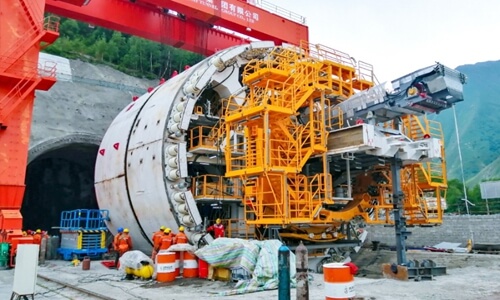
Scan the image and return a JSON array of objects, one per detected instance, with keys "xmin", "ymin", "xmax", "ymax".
[
  {"xmin": 158, "ymin": 234, "xmax": 173, "ymax": 251},
  {"xmin": 175, "ymin": 232, "xmax": 188, "ymax": 244},
  {"xmin": 152, "ymin": 230, "xmax": 164, "ymax": 249},
  {"xmin": 118, "ymin": 234, "xmax": 133, "ymax": 253},
  {"xmin": 113, "ymin": 233, "xmax": 122, "ymax": 250},
  {"xmin": 33, "ymin": 233, "xmax": 42, "ymax": 245}
]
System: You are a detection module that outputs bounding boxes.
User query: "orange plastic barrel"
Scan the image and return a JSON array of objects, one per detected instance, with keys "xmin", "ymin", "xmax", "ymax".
[
  {"xmin": 198, "ymin": 259, "xmax": 209, "ymax": 279},
  {"xmin": 323, "ymin": 263, "xmax": 355, "ymax": 300},
  {"xmin": 156, "ymin": 251, "xmax": 176, "ymax": 282},
  {"xmin": 174, "ymin": 252, "xmax": 180, "ymax": 276},
  {"xmin": 183, "ymin": 251, "xmax": 199, "ymax": 278}
]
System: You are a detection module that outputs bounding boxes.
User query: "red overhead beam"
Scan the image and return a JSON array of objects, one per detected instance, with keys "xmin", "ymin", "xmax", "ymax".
[
  {"xmin": 138, "ymin": 0, "xmax": 308, "ymax": 45},
  {"xmin": 45, "ymin": 0, "xmax": 251, "ymax": 56}
]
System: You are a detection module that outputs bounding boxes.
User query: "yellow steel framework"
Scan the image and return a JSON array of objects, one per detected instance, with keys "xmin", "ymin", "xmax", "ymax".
[
  {"xmin": 223, "ymin": 44, "xmax": 373, "ymax": 226},
  {"xmin": 189, "ymin": 126, "xmax": 218, "ymax": 153},
  {"xmin": 192, "ymin": 175, "xmax": 243, "ymax": 201},
  {"xmin": 323, "ymin": 116, "xmax": 447, "ymax": 226}
]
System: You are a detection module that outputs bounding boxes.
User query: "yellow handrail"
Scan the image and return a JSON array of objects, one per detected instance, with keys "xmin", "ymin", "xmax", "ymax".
[
  {"xmin": 189, "ymin": 126, "xmax": 218, "ymax": 151},
  {"xmin": 192, "ymin": 175, "xmax": 242, "ymax": 200}
]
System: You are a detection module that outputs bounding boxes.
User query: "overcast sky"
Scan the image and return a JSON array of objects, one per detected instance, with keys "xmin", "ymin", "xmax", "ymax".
[{"xmin": 265, "ymin": 0, "xmax": 500, "ymax": 82}]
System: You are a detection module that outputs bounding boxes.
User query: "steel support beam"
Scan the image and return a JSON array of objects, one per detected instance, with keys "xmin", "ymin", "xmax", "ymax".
[
  {"xmin": 139, "ymin": 0, "xmax": 308, "ymax": 45},
  {"xmin": 391, "ymin": 157, "xmax": 411, "ymax": 265},
  {"xmin": 45, "ymin": 0, "xmax": 249, "ymax": 56}
]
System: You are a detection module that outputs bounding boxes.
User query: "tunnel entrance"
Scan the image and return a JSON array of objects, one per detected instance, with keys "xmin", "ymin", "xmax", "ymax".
[{"xmin": 22, "ymin": 143, "xmax": 99, "ymax": 235}]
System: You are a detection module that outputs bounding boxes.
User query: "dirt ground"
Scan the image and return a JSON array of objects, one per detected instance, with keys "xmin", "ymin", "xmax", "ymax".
[{"xmin": 25, "ymin": 249, "xmax": 500, "ymax": 300}]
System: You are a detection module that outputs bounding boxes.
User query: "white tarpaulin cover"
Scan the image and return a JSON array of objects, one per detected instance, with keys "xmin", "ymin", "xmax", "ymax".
[
  {"xmin": 195, "ymin": 238, "xmax": 296, "ymax": 296},
  {"xmin": 118, "ymin": 250, "xmax": 155, "ymax": 274}
]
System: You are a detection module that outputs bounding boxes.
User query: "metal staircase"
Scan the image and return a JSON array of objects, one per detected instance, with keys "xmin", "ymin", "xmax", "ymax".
[
  {"xmin": 225, "ymin": 44, "xmax": 364, "ymax": 225},
  {"xmin": 0, "ymin": 0, "xmax": 59, "ymax": 126},
  {"xmin": 402, "ymin": 115, "xmax": 447, "ymax": 190},
  {"xmin": 0, "ymin": 1, "xmax": 59, "ymax": 73},
  {"xmin": 0, "ymin": 71, "xmax": 41, "ymax": 120},
  {"xmin": 400, "ymin": 115, "xmax": 446, "ymax": 224}
]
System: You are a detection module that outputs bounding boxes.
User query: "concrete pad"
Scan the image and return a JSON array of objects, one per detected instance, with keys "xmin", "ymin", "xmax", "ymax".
[
  {"xmin": 0, "ymin": 269, "xmax": 15, "ymax": 300},
  {"xmin": 2, "ymin": 254, "xmax": 500, "ymax": 300}
]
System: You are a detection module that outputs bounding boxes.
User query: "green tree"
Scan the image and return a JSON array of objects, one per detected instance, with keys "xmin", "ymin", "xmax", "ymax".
[
  {"xmin": 445, "ymin": 179, "xmax": 500, "ymax": 215},
  {"xmin": 92, "ymin": 36, "xmax": 108, "ymax": 62},
  {"xmin": 122, "ymin": 36, "xmax": 141, "ymax": 72},
  {"xmin": 108, "ymin": 32, "xmax": 127, "ymax": 62},
  {"xmin": 59, "ymin": 19, "xmax": 79, "ymax": 39},
  {"xmin": 446, "ymin": 179, "xmax": 466, "ymax": 213}
]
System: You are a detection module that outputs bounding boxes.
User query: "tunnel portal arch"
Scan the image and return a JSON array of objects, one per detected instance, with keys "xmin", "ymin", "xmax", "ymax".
[{"xmin": 23, "ymin": 134, "xmax": 102, "ymax": 234}]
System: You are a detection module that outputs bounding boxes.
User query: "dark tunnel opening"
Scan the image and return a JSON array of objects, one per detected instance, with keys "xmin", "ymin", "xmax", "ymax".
[{"xmin": 22, "ymin": 143, "xmax": 99, "ymax": 235}]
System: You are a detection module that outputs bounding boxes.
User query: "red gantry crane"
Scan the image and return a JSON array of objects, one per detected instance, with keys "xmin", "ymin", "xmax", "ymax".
[{"xmin": 0, "ymin": 0, "xmax": 308, "ymax": 264}]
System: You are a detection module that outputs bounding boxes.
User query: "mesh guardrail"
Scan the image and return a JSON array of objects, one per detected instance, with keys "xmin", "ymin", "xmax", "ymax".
[{"xmin": 71, "ymin": 75, "xmax": 147, "ymax": 95}]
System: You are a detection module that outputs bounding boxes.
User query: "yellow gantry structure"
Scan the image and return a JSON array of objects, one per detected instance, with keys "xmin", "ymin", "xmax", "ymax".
[{"xmin": 223, "ymin": 43, "xmax": 372, "ymax": 226}]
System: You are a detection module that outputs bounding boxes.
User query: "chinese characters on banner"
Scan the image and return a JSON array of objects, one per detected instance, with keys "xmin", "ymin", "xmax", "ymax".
[{"xmin": 190, "ymin": 0, "xmax": 260, "ymax": 24}]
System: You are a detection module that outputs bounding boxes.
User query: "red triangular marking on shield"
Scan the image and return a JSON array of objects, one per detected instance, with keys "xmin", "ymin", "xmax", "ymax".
[
  {"xmin": 99, "ymin": 149, "xmax": 105, "ymax": 156},
  {"xmin": 113, "ymin": 143, "xmax": 120, "ymax": 150}
]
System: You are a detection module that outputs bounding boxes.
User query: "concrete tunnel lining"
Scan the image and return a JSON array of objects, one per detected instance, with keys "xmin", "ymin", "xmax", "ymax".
[
  {"xmin": 28, "ymin": 133, "xmax": 102, "ymax": 164},
  {"xmin": 24, "ymin": 134, "xmax": 102, "ymax": 234}
]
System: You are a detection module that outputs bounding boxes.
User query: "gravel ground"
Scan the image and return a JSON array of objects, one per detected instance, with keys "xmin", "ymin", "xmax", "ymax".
[{"xmin": 22, "ymin": 251, "xmax": 500, "ymax": 300}]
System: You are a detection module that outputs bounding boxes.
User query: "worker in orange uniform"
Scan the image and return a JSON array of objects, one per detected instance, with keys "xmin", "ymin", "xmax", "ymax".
[
  {"xmin": 207, "ymin": 218, "xmax": 225, "ymax": 239},
  {"xmin": 156, "ymin": 228, "xmax": 174, "ymax": 252},
  {"xmin": 151, "ymin": 225, "xmax": 166, "ymax": 261},
  {"xmin": 117, "ymin": 228, "xmax": 133, "ymax": 257},
  {"xmin": 113, "ymin": 227, "xmax": 124, "ymax": 251},
  {"xmin": 33, "ymin": 229, "xmax": 43, "ymax": 245},
  {"xmin": 174, "ymin": 226, "xmax": 188, "ymax": 277},
  {"xmin": 112, "ymin": 227, "xmax": 124, "ymax": 268},
  {"xmin": 175, "ymin": 226, "xmax": 188, "ymax": 244}
]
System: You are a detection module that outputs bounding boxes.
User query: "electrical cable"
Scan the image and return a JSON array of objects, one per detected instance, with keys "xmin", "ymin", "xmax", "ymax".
[
  {"xmin": 78, "ymin": 273, "xmax": 123, "ymax": 284},
  {"xmin": 211, "ymin": 65, "xmax": 235, "ymax": 89},
  {"xmin": 35, "ymin": 285, "xmax": 67, "ymax": 297},
  {"xmin": 202, "ymin": 64, "xmax": 236, "ymax": 122},
  {"xmin": 452, "ymin": 104, "xmax": 474, "ymax": 243}
]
